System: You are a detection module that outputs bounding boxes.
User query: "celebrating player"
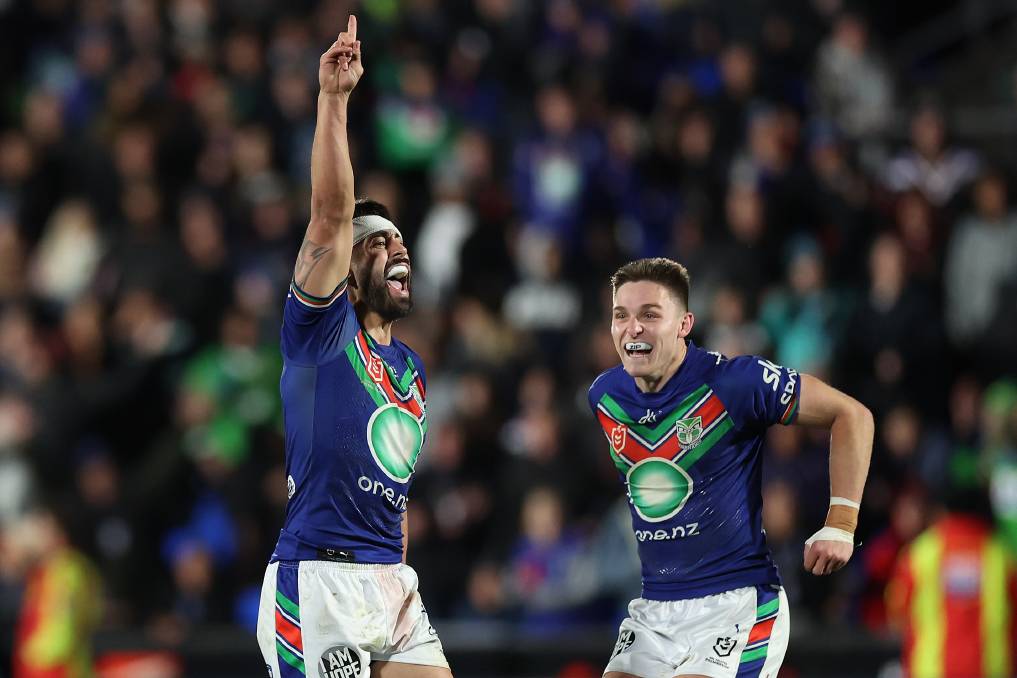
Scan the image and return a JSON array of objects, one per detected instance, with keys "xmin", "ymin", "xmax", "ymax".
[
  {"xmin": 589, "ymin": 258, "xmax": 873, "ymax": 678},
  {"xmin": 255, "ymin": 16, "xmax": 452, "ymax": 678}
]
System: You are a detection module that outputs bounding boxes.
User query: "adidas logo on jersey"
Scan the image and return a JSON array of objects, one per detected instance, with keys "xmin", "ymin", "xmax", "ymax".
[{"xmin": 638, "ymin": 409, "xmax": 658, "ymax": 424}]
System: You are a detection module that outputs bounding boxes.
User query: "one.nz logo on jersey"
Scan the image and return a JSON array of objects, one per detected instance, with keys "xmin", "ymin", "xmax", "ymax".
[{"xmin": 319, "ymin": 645, "xmax": 363, "ymax": 678}]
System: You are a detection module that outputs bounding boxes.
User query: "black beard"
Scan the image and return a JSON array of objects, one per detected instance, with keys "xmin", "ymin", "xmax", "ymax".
[{"xmin": 363, "ymin": 273, "xmax": 413, "ymax": 321}]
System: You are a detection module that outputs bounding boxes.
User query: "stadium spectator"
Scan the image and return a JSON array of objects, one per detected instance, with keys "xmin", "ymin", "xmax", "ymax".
[
  {"xmin": 813, "ymin": 13, "xmax": 893, "ymax": 141},
  {"xmin": 887, "ymin": 484, "xmax": 1017, "ymax": 678},
  {"xmin": 4, "ymin": 500, "xmax": 102, "ymax": 678},
  {"xmin": 944, "ymin": 171, "xmax": 1017, "ymax": 353},
  {"xmin": 882, "ymin": 105, "xmax": 980, "ymax": 207}
]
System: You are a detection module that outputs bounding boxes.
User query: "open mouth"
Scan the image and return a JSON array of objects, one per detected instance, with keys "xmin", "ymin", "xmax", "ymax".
[
  {"xmin": 385, "ymin": 263, "xmax": 410, "ymax": 297},
  {"xmin": 624, "ymin": 341, "xmax": 652, "ymax": 359}
]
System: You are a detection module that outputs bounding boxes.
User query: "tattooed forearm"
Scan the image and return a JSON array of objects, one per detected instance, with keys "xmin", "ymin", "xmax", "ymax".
[{"xmin": 294, "ymin": 237, "xmax": 334, "ymax": 287}]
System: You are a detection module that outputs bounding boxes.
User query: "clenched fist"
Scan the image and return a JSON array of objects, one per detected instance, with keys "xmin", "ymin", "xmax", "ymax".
[{"xmin": 804, "ymin": 526, "xmax": 855, "ymax": 576}]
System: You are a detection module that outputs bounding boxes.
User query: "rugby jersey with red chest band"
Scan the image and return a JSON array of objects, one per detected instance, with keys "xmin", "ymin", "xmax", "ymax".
[
  {"xmin": 271, "ymin": 278, "xmax": 427, "ymax": 564},
  {"xmin": 587, "ymin": 341, "xmax": 802, "ymax": 600}
]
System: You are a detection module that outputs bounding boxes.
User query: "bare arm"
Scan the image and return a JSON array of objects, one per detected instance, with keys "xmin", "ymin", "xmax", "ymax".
[
  {"xmin": 293, "ymin": 16, "xmax": 363, "ymax": 297},
  {"xmin": 795, "ymin": 373, "xmax": 874, "ymax": 575},
  {"xmin": 797, "ymin": 374, "xmax": 873, "ymax": 511}
]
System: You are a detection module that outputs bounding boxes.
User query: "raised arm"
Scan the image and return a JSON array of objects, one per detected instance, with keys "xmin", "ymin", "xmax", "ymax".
[
  {"xmin": 795, "ymin": 373, "xmax": 874, "ymax": 575},
  {"xmin": 293, "ymin": 15, "xmax": 363, "ymax": 297}
]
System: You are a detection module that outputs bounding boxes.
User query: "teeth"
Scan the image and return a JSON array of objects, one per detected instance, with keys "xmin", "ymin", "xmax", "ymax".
[
  {"xmin": 625, "ymin": 342, "xmax": 652, "ymax": 352},
  {"xmin": 386, "ymin": 263, "xmax": 409, "ymax": 281}
]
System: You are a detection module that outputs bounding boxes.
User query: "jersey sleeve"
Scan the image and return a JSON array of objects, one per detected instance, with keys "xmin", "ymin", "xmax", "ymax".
[
  {"xmin": 413, "ymin": 353, "xmax": 427, "ymax": 393},
  {"xmin": 711, "ymin": 354, "xmax": 801, "ymax": 430},
  {"xmin": 587, "ymin": 371, "xmax": 609, "ymax": 417},
  {"xmin": 281, "ymin": 278, "xmax": 359, "ymax": 365}
]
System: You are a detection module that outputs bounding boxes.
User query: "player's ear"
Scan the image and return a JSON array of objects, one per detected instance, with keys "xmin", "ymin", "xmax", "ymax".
[
  {"xmin": 346, "ymin": 269, "xmax": 360, "ymax": 305},
  {"xmin": 678, "ymin": 311, "xmax": 695, "ymax": 339}
]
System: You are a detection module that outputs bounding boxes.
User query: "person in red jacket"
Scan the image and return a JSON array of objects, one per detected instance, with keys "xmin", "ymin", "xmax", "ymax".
[{"xmin": 887, "ymin": 485, "xmax": 1017, "ymax": 678}]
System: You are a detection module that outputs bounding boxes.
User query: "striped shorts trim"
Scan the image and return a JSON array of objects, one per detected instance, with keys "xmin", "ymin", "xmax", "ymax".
[
  {"xmin": 273, "ymin": 563, "xmax": 306, "ymax": 677},
  {"xmin": 736, "ymin": 586, "xmax": 781, "ymax": 677}
]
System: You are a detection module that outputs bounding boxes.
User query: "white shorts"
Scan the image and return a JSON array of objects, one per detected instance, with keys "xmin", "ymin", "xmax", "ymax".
[
  {"xmin": 256, "ymin": 560, "xmax": 448, "ymax": 678},
  {"xmin": 604, "ymin": 585, "xmax": 789, "ymax": 678}
]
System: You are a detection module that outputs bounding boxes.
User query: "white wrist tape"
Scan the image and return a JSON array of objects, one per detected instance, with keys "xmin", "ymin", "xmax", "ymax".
[
  {"xmin": 806, "ymin": 526, "xmax": 854, "ymax": 547},
  {"xmin": 830, "ymin": 496, "xmax": 860, "ymax": 510}
]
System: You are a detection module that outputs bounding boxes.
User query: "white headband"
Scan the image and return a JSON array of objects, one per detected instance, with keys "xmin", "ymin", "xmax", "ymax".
[{"xmin": 352, "ymin": 214, "xmax": 402, "ymax": 246}]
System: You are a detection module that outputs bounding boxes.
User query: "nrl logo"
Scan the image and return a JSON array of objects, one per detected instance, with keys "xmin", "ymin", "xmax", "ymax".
[
  {"xmin": 368, "ymin": 355, "xmax": 385, "ymax": 382},
  {"xmin": 713, "ymin": 636, "xmax": 736, "ymax": 657},
  {"xmin": 676, "ymin": 416, "xmax": 703, "ymax": 449},
  {"xmin": 611, "ymin": 424, "xmax": 628, "ymax": 451}
]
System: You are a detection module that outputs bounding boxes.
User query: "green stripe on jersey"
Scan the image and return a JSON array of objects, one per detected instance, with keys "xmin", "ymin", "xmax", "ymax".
[
  {"xmin": 676, "ymin": 417, "xmax": 734, "ymax": 470},
  {"xmin": 599, "ymin": 384, "xmax": 710, "ymax": 441},
  {"xmin": 362, "ymin": 333, "xmax": 417, "ymax": 395},
  {"xmin": 394, "ymin": 364, "xmax": 416, "ymax": 392},
  {"xmin": 344, "ymin": 343, "xmax": 387, "ymax": 407},
  {"xmin": 609, "ymin": 445, "xmax": 631, "ymax": 473}
]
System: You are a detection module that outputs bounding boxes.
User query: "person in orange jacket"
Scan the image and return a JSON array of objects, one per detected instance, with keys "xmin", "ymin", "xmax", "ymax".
[
  {"xmin": 887, "ymin": 484, "xmax": 1017, "ymax": 678},
  {"xmin": 4, "ymin": 499, "xmax": 102, "ymax": 678}
]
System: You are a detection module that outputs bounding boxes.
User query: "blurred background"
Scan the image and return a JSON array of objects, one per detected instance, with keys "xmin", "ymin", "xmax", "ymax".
[{"xmin": 1, "ymin": 0, "xmax": 1017, "ymax": 676}]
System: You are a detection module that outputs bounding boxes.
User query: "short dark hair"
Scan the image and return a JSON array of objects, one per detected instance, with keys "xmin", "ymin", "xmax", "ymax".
[
  {"xmin": 610, "ymin": 257, "xmax": 691, "ymax": 309},
  {"xmin": 353, "ymin": 198, "xmax": 392, "ymax": 221}
]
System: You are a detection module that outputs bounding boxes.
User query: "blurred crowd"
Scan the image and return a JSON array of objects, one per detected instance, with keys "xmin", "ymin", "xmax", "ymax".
[{"xmin": 1, "ymin": 0, "xmax": 1017, "ymax": 670}]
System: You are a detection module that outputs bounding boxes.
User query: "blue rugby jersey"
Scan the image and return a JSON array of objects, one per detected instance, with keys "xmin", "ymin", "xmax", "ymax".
[
  {"xmin": 587, "ymin": 341, "xmax": 801, "ymax": 600},
  {"xmin": 271, "ymin": 279, "xmax": 427, "ymax": 564}
]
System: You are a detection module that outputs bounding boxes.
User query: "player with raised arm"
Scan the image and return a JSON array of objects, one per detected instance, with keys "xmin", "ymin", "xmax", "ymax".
[
  {"xmin": 255, "ymin": 16, "xmax": 452, "ymax": 678},
  {"xmin": 589, "ymin": 258, "xmax": 873, "ymax": 678}
]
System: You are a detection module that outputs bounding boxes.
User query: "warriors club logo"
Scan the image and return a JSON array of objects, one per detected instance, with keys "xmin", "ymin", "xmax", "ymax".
[{"xmin": 676, "ymin": 415, "xmax": 703, "ymax": 449}]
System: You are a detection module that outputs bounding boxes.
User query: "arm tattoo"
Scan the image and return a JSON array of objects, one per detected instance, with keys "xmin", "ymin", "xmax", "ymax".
[{"xmin": 294, "ymin": 237, "xmax": 333, "ymax": 287}]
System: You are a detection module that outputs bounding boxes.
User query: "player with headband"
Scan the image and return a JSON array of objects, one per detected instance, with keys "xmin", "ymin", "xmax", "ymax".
[
  {"xmin": 589, "ymin": 257, "xmax": 873, "ymax": 678},
  {"xmin": 256, "ymin": 16, "xmax": 453, "ymax": 678}
]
